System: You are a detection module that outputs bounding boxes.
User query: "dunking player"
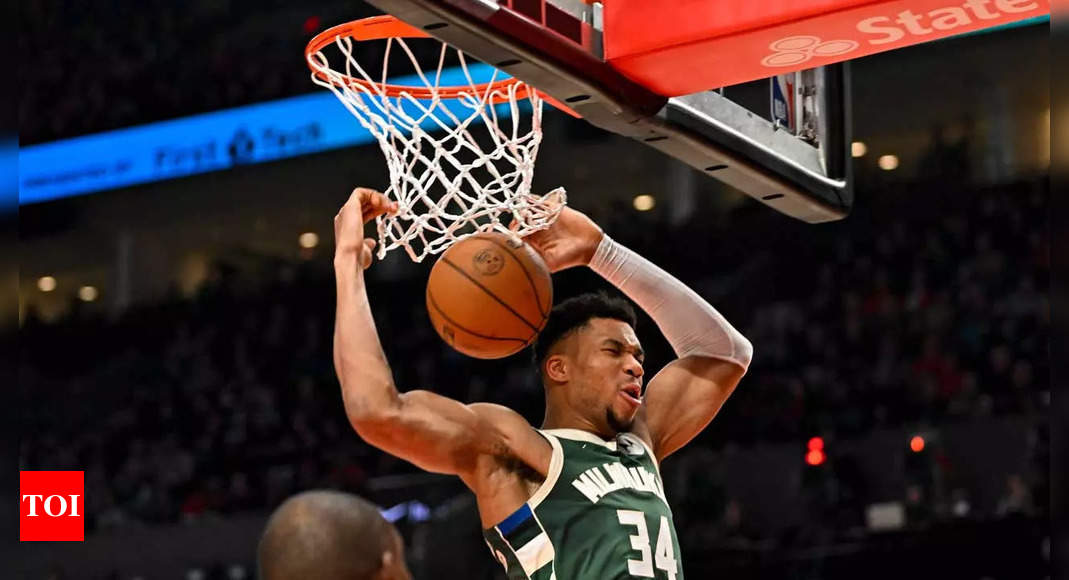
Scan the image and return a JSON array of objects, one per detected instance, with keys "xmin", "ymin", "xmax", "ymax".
[{"xmin": 334, "ymin": 188, "xmax": 753, "ymax": 579}]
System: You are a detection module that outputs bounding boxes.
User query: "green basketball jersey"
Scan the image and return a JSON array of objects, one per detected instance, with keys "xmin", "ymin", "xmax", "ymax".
[{"xmin": 482, "ymin": 429, "xmax": 683, "ymax": 579}]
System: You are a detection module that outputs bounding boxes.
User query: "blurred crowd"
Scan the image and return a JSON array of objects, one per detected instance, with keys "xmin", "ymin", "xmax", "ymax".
[
  {"xmin": 712, "ymin": 180, "xmax": 1049, "ymax": 444},
  {"xmin": 19, "ymin": 170, "xmax": 1049, "ymax": 539},
  {"xmin": 21, "ymin": 0, "xmax": 482, "ymax": 146},
  {"xmin": 20, "ymin": 0, "xmax": 378, "ymax": 144}
]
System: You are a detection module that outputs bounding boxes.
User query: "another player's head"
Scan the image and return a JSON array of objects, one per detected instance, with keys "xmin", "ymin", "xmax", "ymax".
[
  {"xmin": 258, "ymin": 490, "xmax": 411, "ymax": 580},
  {"xmin": 533, "ymin": 292, "xmax": 643, "ymax": 436}
]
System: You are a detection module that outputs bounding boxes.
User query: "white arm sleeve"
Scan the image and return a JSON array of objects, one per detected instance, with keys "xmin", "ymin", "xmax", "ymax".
[{"xmin": 587, "ymin": 235, "xmax": 753, "ymax": 370}]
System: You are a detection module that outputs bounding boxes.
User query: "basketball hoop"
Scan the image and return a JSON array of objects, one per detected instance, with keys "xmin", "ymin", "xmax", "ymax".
[{"xmin": 305, "ymin": 15, "xmax": 567, "ymax": 263}]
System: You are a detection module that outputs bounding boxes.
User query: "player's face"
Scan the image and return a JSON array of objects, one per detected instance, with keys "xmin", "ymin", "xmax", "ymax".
[{"xmin": 571, "ymin": 318, "xmax": 645, "ymax": 434}]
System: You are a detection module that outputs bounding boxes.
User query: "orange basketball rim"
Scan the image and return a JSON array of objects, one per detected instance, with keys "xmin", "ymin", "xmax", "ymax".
[{"xmin": 305, "ymin": 15, "xmax": 578, "ymax": 114}]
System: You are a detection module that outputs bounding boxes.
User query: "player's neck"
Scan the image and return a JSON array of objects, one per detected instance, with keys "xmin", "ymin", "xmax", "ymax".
[{"xmin": 541, "ymin": 406, "xmax": 613, "ymax": 440}]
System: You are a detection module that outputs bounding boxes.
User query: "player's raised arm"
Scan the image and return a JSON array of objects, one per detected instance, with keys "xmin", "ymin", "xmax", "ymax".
[
  {"xmin": 332, "ymin": 188, "xmax": 545, "ymax": 478},
  {"xmin": 332, "ymin": 187, "xmax": 400, "ymax": 423},
  {"xmin": 524, "ymin": 207, "xmax": 754, "ymax": 461},
  {"xmin": 588, "ymin": 232, "xmax": 753, "ymax": 460}
]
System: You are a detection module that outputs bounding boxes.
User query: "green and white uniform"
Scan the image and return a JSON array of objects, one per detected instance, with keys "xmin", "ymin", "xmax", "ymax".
[{"xmin": 483, "ymin": 429, "xmax": 683, "ymax": 579}]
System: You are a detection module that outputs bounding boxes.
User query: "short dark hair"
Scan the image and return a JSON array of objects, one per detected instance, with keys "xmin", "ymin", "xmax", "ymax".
[
  {"xmin": 258, "ymin": 490, "xmax": 394, "ymax": 580},
  {"xmin": 533, "ymin": 292, "xmax": 638, "ymax": 371}
]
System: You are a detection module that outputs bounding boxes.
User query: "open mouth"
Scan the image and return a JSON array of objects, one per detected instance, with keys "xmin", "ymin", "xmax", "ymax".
[{"xmin": 620, "ymin": 384, "xmax": 642, "ymax": 405}]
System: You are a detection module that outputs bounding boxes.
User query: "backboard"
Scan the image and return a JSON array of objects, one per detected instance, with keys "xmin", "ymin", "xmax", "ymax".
[
  {"xmin": 364, "ymin": 0, "xmax": 852, "ymax": 223},
  {"xmin": 359, "ymin": 0, "xmax": 1048, "ymax": 223}
]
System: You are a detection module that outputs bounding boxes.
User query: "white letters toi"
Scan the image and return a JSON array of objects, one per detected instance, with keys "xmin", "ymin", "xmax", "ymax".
[{"xmin": 22, "ymin": 494, "xmax": 81, "ymax": 517}]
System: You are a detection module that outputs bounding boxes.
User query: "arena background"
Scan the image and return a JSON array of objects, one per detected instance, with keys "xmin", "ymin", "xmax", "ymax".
[{"xmin": 15, "ymin": 2, "xmax": 1051, "ymax": 579}]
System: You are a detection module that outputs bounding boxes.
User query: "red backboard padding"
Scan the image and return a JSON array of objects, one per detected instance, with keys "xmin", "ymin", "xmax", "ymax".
[{"xmin": 602, "ymin": 0, "xmax": 1049, "ymax": 96}]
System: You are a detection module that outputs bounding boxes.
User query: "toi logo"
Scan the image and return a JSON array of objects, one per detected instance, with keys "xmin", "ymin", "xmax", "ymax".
[
  {"xmin": 761, "ymin": 35, "xmax": 860, "ymax": 67},
  {"xmin": 20, "ymin": 471, "xmax": 84, "ymax": 542}
]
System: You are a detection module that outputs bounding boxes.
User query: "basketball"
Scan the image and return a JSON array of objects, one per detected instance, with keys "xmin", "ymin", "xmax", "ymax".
[{"xmin": 426, "ymin": 232, "xmax": 553, "ymax": 359}]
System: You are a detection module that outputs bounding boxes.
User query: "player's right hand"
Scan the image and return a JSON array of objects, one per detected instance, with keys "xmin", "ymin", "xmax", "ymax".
[
  {"xmin": 334, "ymin": 187, "xmax": 398, "ymax": 269},
  {"xmin": 522, "ymin": 205, "xmax": 604, "ymax": 273}
]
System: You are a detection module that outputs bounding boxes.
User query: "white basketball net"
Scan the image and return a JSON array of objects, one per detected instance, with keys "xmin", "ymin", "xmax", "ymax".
[{"xmin": 307, "ymin": 33, "xmax": 566, "ymax": 263}]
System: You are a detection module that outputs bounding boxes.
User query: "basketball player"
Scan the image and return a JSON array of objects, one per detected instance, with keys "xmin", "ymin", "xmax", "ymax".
[
  {"xmin": 258, "ymin": 489, "xmax": 412, "ymax": 580},
  {"xmin": 334, "ymin": 187, "xmax": 753, "ymax": 578}
]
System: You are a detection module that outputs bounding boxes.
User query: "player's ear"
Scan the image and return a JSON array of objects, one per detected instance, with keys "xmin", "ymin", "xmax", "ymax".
[
  {"xmin": 544, "ymin": 354, "xmax": 568, "ymax": 382},
  {"xmin": 377, "ymin": 550, "xmax": 397, "ymax": 579}
]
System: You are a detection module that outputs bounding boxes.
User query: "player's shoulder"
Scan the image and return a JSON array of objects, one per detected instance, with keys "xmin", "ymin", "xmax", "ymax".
[
  {"xmin": 468, "ymin": 402, "xmax": 551, "ymax": 460},
  {"xmin": 468, "ymin": 402, "xmax": 533, "ymax": 431}
]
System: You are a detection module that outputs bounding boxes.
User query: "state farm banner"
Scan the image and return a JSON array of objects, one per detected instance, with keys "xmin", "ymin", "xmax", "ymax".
[{"xmin": 604, "ymin": 0, "xmax": 1049, "ymax": 96}]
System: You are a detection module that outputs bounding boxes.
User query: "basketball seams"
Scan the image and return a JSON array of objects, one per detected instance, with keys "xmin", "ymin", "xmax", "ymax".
[
  {"xmin": 481, "ymin": 236, "xmax": 551, "ymax": 320},
  {"xmin": 441, "ymin": 256, "xmax": 541, "ymax": 333},
  {"xmin": 427, "ymin": 292, "xmax": 530, "ymax": 345},
  {"xmin": 426, "ymin": 233, "xmax": 552, "ymax": 358}
]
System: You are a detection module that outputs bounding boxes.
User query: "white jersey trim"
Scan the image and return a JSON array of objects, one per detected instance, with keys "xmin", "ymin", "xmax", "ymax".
[
  {"xmin": 542, "ymin": 428, "xmax": 616, "ymax": 449},
  {"xmin": 528, "ymin": 431, "xmax": 564, "ymax": 510},
  {"xmin": 529, "ymin": 506, "xmax": 559, "ymax": 579},
  {"xmin": 543, "ymin": 429, "xmax": 666, "ymax": 496},
  {"xmin": 515, "ymin": 531, "xmax": 554, "ymax": 577}
]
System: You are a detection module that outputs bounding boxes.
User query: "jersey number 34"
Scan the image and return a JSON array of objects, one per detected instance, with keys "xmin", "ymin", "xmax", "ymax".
[{"xmin": 616, "ymin": 509, "xmax": 678, "ymax": 579}]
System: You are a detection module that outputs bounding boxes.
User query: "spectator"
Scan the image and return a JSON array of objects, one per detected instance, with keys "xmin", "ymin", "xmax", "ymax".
[{"xmin": 996, "ymin": 474, "xmax": 1034, "ymax": 517}]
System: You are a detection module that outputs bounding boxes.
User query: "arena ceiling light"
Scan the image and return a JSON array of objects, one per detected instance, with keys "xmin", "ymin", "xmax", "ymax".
[
  {"xmin": 851, "ymin": 141, "xmax": 867, "ymax": 157},
  {"xmin": 299, "ymin": 232, "xmax": 320, "ymax": 249},
  {"xmin": 78, "ymin": 286, "xmax": 99, "ymax": 302},
  {"xmin": 633, "ymin": 195, "xmax": 656, "ymax": 212},
  {"xmin": 37, "ymin": 276, "xmax": 56, "ymax": 292},
  {"xmin": 878, "ymin": 154, "xmax": 900, "ymax": 170}
]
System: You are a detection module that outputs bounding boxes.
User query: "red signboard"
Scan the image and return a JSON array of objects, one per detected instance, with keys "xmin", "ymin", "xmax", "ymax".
[{"xmin": 603, "ymin": 0, "xmax": 1049, "ymax": 96}]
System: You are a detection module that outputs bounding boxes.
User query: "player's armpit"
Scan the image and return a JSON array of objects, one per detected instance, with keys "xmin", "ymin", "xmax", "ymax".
[
  {"xmin": 640, "ymin": 355, "xmax": 747, "ymax": 461},
  {"xmin": 350, "ymin": 391, "xmax": 550, "ymax": 479}
]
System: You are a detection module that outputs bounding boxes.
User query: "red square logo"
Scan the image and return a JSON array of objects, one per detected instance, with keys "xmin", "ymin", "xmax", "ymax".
[{"xmin": 20, "ymin": 471, "xmax": 84, "ymax": 542}]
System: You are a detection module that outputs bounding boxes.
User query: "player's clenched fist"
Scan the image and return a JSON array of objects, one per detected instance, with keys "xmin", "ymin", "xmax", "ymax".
[
  {"xmin": 334, "ymin": 188, "xmax": 398, "ymax": 270},
  {"xmin": 522, "ymin": 205, "xmax": 604, "ymax": 273}
]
